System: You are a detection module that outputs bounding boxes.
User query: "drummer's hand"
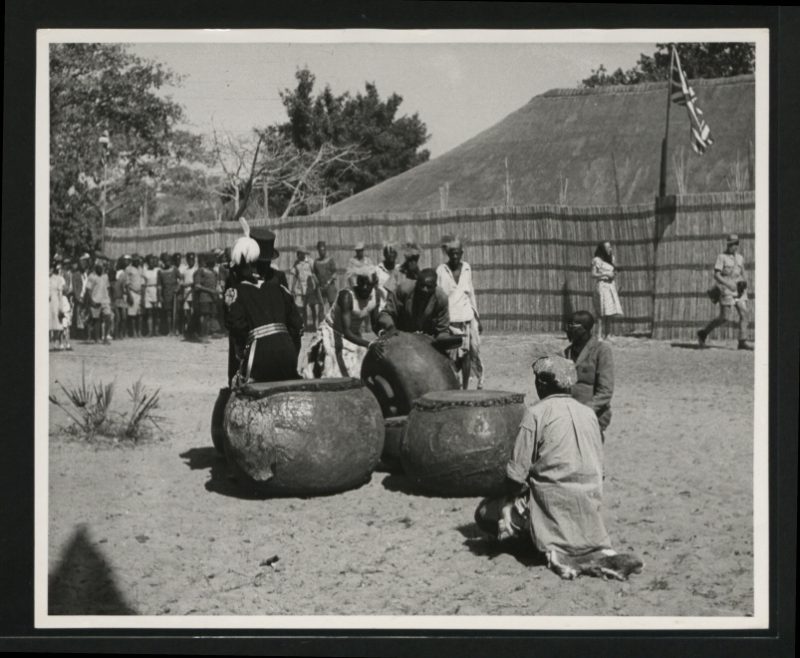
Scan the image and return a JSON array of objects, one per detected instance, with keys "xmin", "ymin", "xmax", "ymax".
[{"xmin": 371, "ymin": 339, "xmax": 387, "ymax": 361}]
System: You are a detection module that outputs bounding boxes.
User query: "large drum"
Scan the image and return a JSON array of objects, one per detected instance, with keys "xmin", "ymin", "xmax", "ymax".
[
  {"xmin": 361, "ymin": 331, "xmax": 460, "ymax": 417},
  {"xmin": 211, "ymin": 387, "xmax": 232, "ymax": 455},
  {"xmin": 224, "ymin": 378, "xmax": 384, "ymax": 496},
  {"xmin": 401, "ymin": 390, "xmax": 526, "ymax": 497}
]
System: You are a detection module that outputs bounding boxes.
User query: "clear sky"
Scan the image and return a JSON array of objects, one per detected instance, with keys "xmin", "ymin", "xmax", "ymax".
[{"xmin": 127, "ymin": 41, "xmax": 655, "ymax": 158}]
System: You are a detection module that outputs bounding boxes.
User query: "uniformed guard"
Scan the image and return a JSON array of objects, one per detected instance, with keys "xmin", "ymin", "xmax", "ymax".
[{"xmin": 223, "ymin": 219, "xmax": 303, "ymax": 386}]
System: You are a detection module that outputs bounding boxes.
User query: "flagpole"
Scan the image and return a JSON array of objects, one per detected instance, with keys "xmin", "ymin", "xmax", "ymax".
[{"xmin": 658, "ymin": 44, "xmax": 676, "ymax": 198}]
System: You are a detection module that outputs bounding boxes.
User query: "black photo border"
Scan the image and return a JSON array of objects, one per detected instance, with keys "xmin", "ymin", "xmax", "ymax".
[{"xmin": 1, "ymin": 2, "xmax": 796, "ymax": 656}]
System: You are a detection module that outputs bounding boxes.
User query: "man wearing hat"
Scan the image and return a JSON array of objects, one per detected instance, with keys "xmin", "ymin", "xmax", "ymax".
[
  {"xmin": 223, "ymin": 221, "xmax": 302, "ymax": 385},
  {"xmin": 346, "ymin": 241, "xmax": 374, "ymax": 287},
  {"xmin": 697, "ymin": 233, "xmax": 753, "ymax": 350},
  {"xmin": 436, "ymin": 237, "xmax": 485, "ymax": 389},
  {"xmin": 474, "ymin": 354, "xmax": 621, "ymax": 579}
]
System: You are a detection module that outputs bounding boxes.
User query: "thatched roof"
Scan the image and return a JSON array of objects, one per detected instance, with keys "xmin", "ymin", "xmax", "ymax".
[{"xmin": 326, "ymin": 75, "xmax": 754, "ymax": 213}]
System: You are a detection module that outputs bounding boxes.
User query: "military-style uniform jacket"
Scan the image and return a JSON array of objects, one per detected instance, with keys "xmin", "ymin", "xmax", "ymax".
[{"xmin": 223, "ymin": 268, "xmax": 302, "ymax": 385}]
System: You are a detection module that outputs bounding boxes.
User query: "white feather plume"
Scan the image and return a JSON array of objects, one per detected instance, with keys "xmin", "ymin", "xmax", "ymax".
[{"xmin": 231, "ymin": 217, "xmax": 260, "ymax": 265}]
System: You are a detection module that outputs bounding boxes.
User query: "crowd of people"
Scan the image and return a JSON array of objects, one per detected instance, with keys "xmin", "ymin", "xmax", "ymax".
[{"xmin": 48, "ymin": 249, "xmax": 233, "ymax": 350}]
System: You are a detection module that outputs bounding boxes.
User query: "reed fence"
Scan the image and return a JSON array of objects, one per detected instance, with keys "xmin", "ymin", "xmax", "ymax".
[{"xmin": 104, "ymin": 192, "xmax": 756, "ymax": 340}]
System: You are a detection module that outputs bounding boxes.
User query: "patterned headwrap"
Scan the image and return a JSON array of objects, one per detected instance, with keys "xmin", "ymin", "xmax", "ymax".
[{"xmin": 531, "ymin": 355, "xmax": 577, "ymax": 392}]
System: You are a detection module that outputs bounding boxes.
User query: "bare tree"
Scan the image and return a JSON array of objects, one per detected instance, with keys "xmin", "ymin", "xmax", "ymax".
[{"xmin": 210, "ymin": 125, "xmax": 364, "ymax": 220}]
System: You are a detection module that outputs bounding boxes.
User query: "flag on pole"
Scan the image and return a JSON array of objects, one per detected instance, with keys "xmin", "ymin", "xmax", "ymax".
[{"xmin": 670, "ymin": 48, "xmax": 714, "ymax": 154}]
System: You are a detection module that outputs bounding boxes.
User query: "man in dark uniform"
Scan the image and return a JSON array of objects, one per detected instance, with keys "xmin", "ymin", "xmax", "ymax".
[{"xmin": 223, "ymin": 225, "xmax": 303, "ymax": 386}]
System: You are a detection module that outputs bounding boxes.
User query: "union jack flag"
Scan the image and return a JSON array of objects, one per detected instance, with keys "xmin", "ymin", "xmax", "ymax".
[{"xmin": 670, "ymin": 48, "xmax": 714, "ymax": 154}]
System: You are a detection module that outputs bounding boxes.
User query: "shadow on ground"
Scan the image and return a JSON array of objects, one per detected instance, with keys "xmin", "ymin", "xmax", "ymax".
[
  {"xmin": 455, "ymin": 522, "xmax": 546, "ymax": 567},
  {"xmin": 670, "ymin": 342, "xmax": 725, "ymax": 350},
  {"xmin": 179, "ymin": 447, "xmax": 265, "ymax": 500},
  {"xmin": 49, "ymin": 524, "xmax": 136, "ymax": 615}
]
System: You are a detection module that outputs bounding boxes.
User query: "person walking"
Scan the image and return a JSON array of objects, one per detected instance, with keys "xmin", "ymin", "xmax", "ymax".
[
  {"xmin": 591, "ymin": 241, "xmax": 623, "ymax": 340},
  {"xmin": 436, "ymin": 237, "xmax": 485, "ymax": 390},
  {"xmin": 697, "ymin": 233, "xmax": 753, "ymax": 350}
]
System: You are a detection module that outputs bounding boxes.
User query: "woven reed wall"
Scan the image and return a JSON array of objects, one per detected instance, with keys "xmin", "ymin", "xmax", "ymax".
[
  {"xmin": 104, "ymin": 193, "xmax": 755, "ymax": 339},
  {"xmin": 652, "ymin": 192, "xmax": 756, "ymax": 340}
]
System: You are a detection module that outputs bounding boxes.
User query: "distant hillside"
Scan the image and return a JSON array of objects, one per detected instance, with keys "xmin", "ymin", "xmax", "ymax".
[{"xmin": 325, "ymin": 75, "xmax": 754, "ymax": 213}]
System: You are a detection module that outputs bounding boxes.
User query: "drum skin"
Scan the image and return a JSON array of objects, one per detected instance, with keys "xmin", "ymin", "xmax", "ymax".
[
  {"xmin": 361, "ymin": 331, "xmax": 460, "ymax": 418},
  {"xmin": 211, "ymin": 387, "xmax": 232, "ymax": 455},
  {"xmin": 401, "ymin": 390, "xmax": 526, "ymax": 497},
  {"xmin": 223, "ymin": 378, "xmax": 384, "ymax": 496}
]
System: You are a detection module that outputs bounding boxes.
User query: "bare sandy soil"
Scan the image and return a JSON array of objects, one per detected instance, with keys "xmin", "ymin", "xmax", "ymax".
[{"xmin": 47, "ymin": 331, "xmax": 754, "ymax": 617}]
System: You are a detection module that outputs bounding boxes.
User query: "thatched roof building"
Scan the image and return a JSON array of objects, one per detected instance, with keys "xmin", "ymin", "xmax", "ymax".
[{"xmin": 326, "ymin": 75, "xmax": 754, "ymax": 213}]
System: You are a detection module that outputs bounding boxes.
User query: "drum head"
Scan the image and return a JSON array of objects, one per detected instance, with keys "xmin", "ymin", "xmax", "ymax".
[
  {"xmin": 412, "ymin": 389, "xmax": 525, "ymax": 411},
  {"xmin": 239, "ymin": 377, "xmax": 362, "ymax": 399}
]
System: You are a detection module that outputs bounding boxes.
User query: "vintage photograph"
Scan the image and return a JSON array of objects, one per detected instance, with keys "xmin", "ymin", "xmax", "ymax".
[{"xmin": 37, "ymin": 28, "xmax": 769, "ymax": 629}]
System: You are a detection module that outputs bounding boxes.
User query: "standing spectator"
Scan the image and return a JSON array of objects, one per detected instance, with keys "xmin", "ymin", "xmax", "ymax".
[
  {"xmin": 59, "ymin": 258, "xmax": 74, "ymax": 350},
  {"xmin": 112, "ymin": 257, "xmax": 129, "ymax": 339},
  {"xmin": 436, "ymin": 237, "xmax": 485, "ymax": 390},
  {"xmin": 73, "ymin": 253, "xmax": 92, "ymax": 340},
  {"xmin": 376, "ymin": 242, "xmax": 402, "ymax": 295},
  {"xmin": 181, "ymin": 251, "xmax": 198, "ymax": 334},
  {"xmin": 290, "ymin": 247, "xmax": 319, "ymax": 331},
  {"xmin": 346, "ymin": 241, "xmax": 374, "ymax": 285},
  {"xmin": 49, "ymin": 261, "xmax": 67, "ymax": 351},
  {"xmin": 564, "ymin": 310, "xmax": 614, "ymax": 438},
  {"xmin": 313, "ymin": 240, "xmax": 338, "ymax": 318},
  {"xmin": 85, "ymin": 261, "xmax": 113, "ymax": 344},
  {"xmin": 215, "ymin": 248, "xmax": 231, "ymax": 334},
  {"xmin": 591, "ymin": 241, "xmax": 623, "ymax": 340},
  {"xmin": 192, "ymin": 252, "xmax": 219, "ymax": 342},
  {"xmin": 158, "ymin": 253, "xmax": 181, "ymax": 336},
  {"xmin": 397, "ymin": 242, "xmax": 422, "ymax": 290},
  {"xmin": 125, "ymin": 254, "xmax": 144, "ymax": 338},
  {"xmin": 142, "ymin": 254, "xmax": 160, "ymax": 337},
  {"xmin": 697, "ymin": 234, "xmax": 753, "ymax": 350}
]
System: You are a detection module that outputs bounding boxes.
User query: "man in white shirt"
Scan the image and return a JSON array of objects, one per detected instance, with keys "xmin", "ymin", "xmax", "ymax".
[{"xmin": 436, "ymin": 237, "xmax": 484, "ymax": 389}]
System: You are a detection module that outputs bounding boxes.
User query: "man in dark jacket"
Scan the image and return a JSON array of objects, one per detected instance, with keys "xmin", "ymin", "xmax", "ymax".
[
  {"xmin": 564, "ymin": 310, "xmax": 615, "ymax": 437},
  {"xmin": 223, "ymin": 224, "xmax": 303, "ymax": 385},
  {"xmin": 377, "ymin": 268, "xmax": 450, "ymax": 339}
]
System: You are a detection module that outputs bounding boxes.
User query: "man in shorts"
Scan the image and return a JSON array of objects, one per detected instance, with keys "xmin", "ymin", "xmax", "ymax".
[
  {"xmin": 697, "ymin": 233, "xmax": 753, "ymax": 350},
  {"xmin": 84, "ymin": 261, "xmax": 114, "ymax": 344}
]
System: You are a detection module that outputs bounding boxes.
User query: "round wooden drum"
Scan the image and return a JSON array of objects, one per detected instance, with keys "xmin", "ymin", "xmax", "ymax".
[
  {"xmin": 224, "ymin": 378, "xmax": 384, "ymax": 496},
  {"xmin": 401, "ymin": 389, "xmax": 526, "ymax": 497},
  {"xmin": 361, "ymin": 331, "xmax": 460, "ymax": 418},
  {"xmin": 211, "ymin": 387, "xmax": 232, "ymax": 455}
]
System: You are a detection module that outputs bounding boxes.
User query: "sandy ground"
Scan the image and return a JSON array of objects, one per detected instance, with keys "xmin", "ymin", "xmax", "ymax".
[{"xmin": 47, "ymin": 331, "xmax": 754, "ymax": 617}]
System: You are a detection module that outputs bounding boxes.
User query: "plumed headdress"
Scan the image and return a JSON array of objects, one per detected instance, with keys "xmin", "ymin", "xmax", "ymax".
[{"xmin": 231, "ymin": 217, "xmax": 261, "ymax": 266}]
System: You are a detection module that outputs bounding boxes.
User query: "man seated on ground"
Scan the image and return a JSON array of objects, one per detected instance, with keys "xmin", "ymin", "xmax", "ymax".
[
  {"xmin": 564, "ymin": 310, "xmax": 614, "ymax": 438},
  {"xmin": 474, "ymin": 355, "xmax": 641, "ymax": 581},
  {"xmin": 376, "ymin": 267, "xmax": 451, "ymax": 340}
]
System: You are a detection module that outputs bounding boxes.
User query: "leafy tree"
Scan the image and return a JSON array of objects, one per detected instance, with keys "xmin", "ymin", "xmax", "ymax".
[
  {"xmin": 275, "ymin": 68, "xmax": 431, "ymax": 213},
  {"xmin": 49, "ymin": 43, "xmax": 189, "ymax": 255},
  {"xmin": 581, "ymin": 43, "xmax": 755, "ymax": 88}
]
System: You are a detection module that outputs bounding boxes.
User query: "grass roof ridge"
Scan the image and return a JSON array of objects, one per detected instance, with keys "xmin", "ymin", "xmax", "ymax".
[{"xmin": 541, "ymin": 74, "xmax": 755, "ymax": 99}]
